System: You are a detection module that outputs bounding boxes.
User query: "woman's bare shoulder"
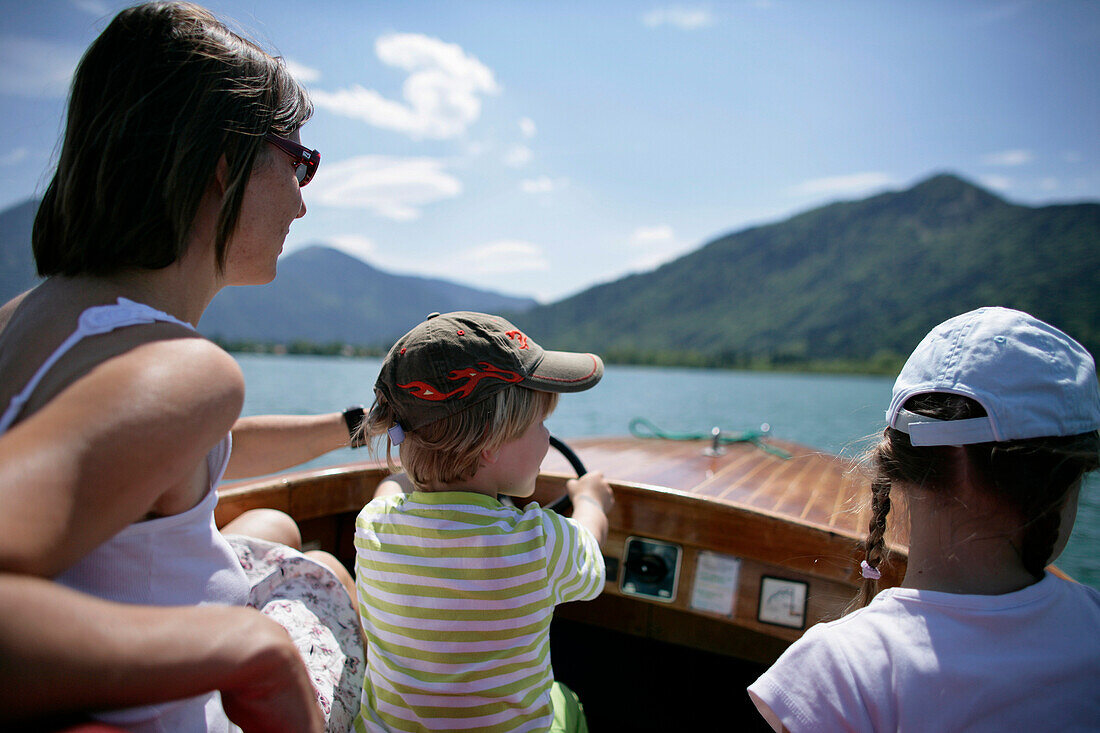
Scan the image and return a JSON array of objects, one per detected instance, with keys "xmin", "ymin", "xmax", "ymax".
[
  {"xmin": 89, "ymin": 335, "xmax": 245, "ymax": 423},
  {"xmin": 0, "ymin": 289, "xmax": 31, "ymax": 331},
  {"xmin": 1, "ymin": 282, "xmax": 244, "ymax": 430}
]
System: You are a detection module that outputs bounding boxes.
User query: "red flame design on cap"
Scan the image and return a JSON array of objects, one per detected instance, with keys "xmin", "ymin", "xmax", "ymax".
[
  {"xmin": 505, "ymin": 330, "xmax": 529, "ymax": 349},
  {"xmin": 398, "ymin": 362, "xmax": 522, "ymax": 402}
]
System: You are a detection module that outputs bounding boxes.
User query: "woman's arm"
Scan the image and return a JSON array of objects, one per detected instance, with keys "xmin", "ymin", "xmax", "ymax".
[
  {"xmin": 0, "ymin": 336, "xmax": 244, "ymax": 577},
  {"xmin": 223, "ymin": 412, "xmax": 351, "ymax": 480},
  {"xmin": 0, "ymin": 573, "xmax": 322, "ymax": 732},
  {"xmin": 0, "ymin": 339, "xmax": 322, "ymax": 729}
]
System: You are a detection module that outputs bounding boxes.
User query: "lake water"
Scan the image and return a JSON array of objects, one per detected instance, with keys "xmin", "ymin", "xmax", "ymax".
[{"xmin": 235, "ymin": 353, "xmax": 1100, "ymax": 589}]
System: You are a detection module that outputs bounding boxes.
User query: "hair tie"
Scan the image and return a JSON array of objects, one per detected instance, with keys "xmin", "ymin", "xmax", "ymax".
[
  {"xmin": 860, "ymin": 560, "xmax": 882, "ymax": 580},
  {"xmin": 388, "ymin": 422, "xmax": 406, "ymax": 446}
]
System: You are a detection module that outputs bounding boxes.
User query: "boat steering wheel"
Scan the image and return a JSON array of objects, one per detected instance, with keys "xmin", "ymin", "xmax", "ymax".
[{"xmin": 543, "ymin": 435, "xmax": 585, "ymax": 514}]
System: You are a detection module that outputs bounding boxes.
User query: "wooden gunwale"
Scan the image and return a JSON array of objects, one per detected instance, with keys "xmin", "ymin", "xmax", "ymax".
[
  {"xmin": 216, "ymin": 434, "xmax": 910, "ymax": 663},
  {"xmin": 537, "ymin": 435, "xmax": 909, "ymax": 555}
]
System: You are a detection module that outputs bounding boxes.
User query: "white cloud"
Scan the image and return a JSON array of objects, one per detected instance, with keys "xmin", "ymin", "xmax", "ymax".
[
  {"xmin": 630, "ymin": 224, "xmax": 676, "ymax": 245},
  {"xmin": 981, "ymin": 149, "xmax": 1032, "ymax": 166},
  {"xmin": 627, "ymin": 224, "xmax": 693, "ymax": 271},
  {"xmin": 0, "ymin": 37, "xmax": 81, "ymax": 97},
  {"xmin": 520, "ymin": 175, "xmax": 568, "ymax": 194},
  {"xmin": 308, "ymin": 155, "xmax": 462, "ymax": 221},
  {"xmin": 339, "ymin": 239, "xmax": 549, "ymax": 283},
  {"xmin": 458, "ymin": 240, "xmax": 549, "ymax": 274},
  {"xmin": 979, "ymin": 174, "xmax": 1012, "ymax": 191},
  {"xmin": 642, "ymin": 6, "xmax": 715, "ymax": 29},
  {"xmin": 789, "ymin": 172, "xmax": 895, "ymax": 197},
  {"xmin": 311, "ymin": 33, "xmax": 499, "ymax": 139},
  {"xmin": 325, "ymin": 234, "xmax": 377, "ymax": 261},
  {"xmin": 0, "ymin": 147, "xmax": 29, "ymax": 166},
  {"xmin": 1038, "ymin": 177, "xmax": 1059, "ymax": 191},
  {"xmin": 284, "ymin": 59, "xmax": 321, "ymax": 84},
  {"xmin": 504, "ymin": 144, "xmax": 533, "ymax": 168},
  {"xmin": 462, "ymin": 141, "xmax": 489, "ymax": 158},
  {"xmin": 519, "ymin": 117, "xmax": 537, "ymax": 138}
]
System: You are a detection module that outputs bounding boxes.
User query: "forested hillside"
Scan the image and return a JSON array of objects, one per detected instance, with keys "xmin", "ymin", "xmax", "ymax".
[
  {"xmin": 3, "ymin": 173, "xmax": 1096, "ymax": 372},
  {"xmin": 515, "ymin": 174, "xmax": 1100, "ymax": 371}
]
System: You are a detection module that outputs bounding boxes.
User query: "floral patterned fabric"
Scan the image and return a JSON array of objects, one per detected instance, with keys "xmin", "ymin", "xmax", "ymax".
[{"xmin": 226, "ymin": 536, "xmax": 364, "ymax": 732}]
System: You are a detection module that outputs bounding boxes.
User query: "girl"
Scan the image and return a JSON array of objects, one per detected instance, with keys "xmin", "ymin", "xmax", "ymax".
[
  {"xmin": 748, "ymin": 306, "xmax": 1100, "ymax": 731},
  {"xmin": 0, "ymin": 3, "xmax": 363, "ymax": 730}
]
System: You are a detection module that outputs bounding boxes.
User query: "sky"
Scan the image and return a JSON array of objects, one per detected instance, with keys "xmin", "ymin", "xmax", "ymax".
[{"xmin": 1, "ymin": 1, "xmax": 1098, "ymax": 303}]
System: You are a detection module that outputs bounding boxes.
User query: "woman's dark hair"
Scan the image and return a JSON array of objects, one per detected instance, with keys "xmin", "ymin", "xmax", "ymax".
[
  {"xmin": 854, "ymin": 393, "xmax": 1100, "ymax": 609},
  {"xmin": 33, "ymin": 1, "xmax": 312, "ymax": 276}
]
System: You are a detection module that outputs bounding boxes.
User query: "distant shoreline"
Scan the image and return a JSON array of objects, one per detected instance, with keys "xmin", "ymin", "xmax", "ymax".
[{"xmin": 216, "ymin": 338, "xmax": 904, "ymax": 376}]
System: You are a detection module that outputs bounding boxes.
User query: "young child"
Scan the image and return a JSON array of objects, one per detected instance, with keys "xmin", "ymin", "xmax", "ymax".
[
  {"xmin": 748, "ymin": 307, "xmax": 1100, "ymax": 731},
  {"xmin": 353, "ymin": 311, "xmax": 613, "ymax": 733}
]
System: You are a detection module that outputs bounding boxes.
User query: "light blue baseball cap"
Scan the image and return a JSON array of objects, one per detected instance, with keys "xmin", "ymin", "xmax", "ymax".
[{"xmin": 887, "ymin": 307, "xmax": 1100, "ymax": 446}]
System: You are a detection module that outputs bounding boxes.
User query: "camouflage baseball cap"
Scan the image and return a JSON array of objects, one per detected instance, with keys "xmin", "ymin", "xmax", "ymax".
[{"xmin": 376, "ymin": 311, "xmax": 604, "ymax": 432}]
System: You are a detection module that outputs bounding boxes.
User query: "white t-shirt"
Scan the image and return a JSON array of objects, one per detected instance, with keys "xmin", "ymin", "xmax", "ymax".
[{"xmin": 748, "ymin": 573, "xmax": 1100, "ymax": 732}]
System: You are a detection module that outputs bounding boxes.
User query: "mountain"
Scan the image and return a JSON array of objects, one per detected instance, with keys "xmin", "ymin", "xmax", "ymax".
[
  {"xmin": 200, "ymin": 246, "xmax": 537, "ymax": 344},
  {"xmin": 515, "ymin": 173, "xmax": 1100, "ymax": 369},
  {"xmin": 3, "ymin": 173, "xmax": 1097, "ymax": 369},
  {"xmin": 0, "ymin": 201, "xmax": 536, "ymax": 345}
]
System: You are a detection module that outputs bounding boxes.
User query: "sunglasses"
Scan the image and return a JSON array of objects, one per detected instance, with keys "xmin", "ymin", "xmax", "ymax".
[{"xmin": 264, "ymin": 132, "xmax": 320, "ymax": 187}]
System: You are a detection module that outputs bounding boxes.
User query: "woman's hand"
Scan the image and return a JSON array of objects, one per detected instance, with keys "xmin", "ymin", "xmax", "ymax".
[
  {"xmin": 0, "ymin": 574, "xmax": 323, "ymax": 732},
  {"xmin": 215, "ymin": 611, "xmax": 324, "ymax": 733}
]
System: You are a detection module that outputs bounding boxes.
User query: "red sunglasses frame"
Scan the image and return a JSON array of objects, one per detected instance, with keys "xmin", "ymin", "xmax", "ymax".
[{"xmin": 264, "ymin": 132, "xmax": 320, "ymax": 187}]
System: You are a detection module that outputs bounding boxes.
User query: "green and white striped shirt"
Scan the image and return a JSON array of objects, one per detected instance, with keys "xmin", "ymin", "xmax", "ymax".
[{"xmin": 353, "ymin": 490, "xmax": 605, "ymax": 732}]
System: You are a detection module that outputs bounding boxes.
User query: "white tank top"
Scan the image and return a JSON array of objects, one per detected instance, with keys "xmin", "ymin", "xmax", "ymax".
[{"xmin": 1, "ymin": 297, "xmax": 247, "ymax": 732}]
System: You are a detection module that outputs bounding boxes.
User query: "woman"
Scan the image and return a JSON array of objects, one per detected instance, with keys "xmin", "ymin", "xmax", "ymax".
[
  {"xmin": 748, "ymin": 307, "xmax": 1100, "ymax": 731},
  {"xmin": 0, "ymin": 3, "xmax": 363, "ymax": 730}
]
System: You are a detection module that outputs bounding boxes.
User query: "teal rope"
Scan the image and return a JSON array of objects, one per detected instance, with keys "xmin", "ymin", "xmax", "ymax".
[{"xmin": 628, "ymin": 417, "xmax": 792, "ymax": 459}]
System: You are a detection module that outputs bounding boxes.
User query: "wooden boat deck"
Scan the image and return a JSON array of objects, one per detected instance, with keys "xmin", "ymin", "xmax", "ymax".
[
  {"xmin": 527, "ymin": 434, "xmax": 909, "ymax": 658},
  {"xmin": 540, "ymin": 435, "xmax": 907, "ymax": 542}
]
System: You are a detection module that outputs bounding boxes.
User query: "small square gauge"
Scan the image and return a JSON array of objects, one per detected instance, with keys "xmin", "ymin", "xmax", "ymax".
[
  {"xmin": 620, "ymin": 536, "xmax": 682, "ymax": 603},
  {"xmin": 757, "ymin": 576, "xmax": 808, "ymax": 629}
]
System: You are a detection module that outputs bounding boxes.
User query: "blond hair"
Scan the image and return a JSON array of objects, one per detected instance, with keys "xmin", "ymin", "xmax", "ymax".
[{"xmin": 365, "ymin": 386, "xmax": 558, "ymax": 489}]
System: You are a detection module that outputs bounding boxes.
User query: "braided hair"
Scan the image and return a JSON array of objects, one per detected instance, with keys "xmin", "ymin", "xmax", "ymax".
[{"xmin": 853, "ymin": 393, "xmax": 1099, "ymax": 610}]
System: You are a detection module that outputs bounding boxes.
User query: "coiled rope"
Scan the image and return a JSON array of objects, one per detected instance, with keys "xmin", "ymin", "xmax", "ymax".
[{"xmin": 628, "ymin": 417, "xmax": 792, "ymax": 459}]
